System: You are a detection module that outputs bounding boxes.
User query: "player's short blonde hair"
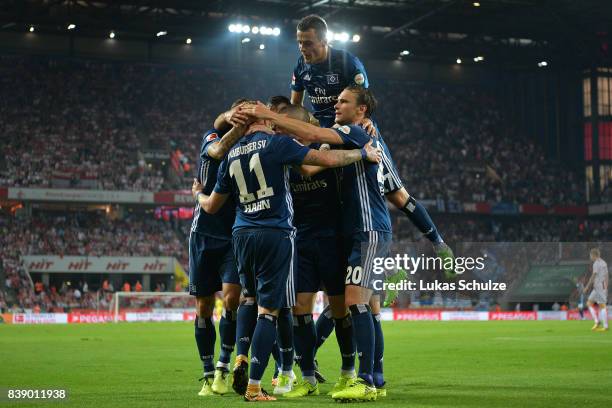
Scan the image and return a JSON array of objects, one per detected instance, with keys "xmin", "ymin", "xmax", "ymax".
[{"xmin": 590, "ymin": 248, "xmax": 600, "ymax": 258}]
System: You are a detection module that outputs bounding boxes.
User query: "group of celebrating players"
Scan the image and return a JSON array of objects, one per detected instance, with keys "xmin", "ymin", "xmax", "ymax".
[{"xmin": 188, "ymin": 15, "xmax": 455, "ymax": 402}]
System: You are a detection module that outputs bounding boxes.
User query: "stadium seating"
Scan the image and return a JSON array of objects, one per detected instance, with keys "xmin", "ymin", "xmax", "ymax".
[
  {"xmin": 0, "ymin": 54, "xmax": 607, "ymax": 313},
  {"xmin": 0, "ymin": 211, "xmax": 187, "ymax": 312},
  {"xmin": 0, "ymin": 54, "xmax": 588, "ymax": 206}
]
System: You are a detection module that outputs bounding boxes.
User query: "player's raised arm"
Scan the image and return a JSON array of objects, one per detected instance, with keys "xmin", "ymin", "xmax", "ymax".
[
  {"xmin": 206, "ymin": 125, "xmax": 247, "ymax": 161},
  {"xmin": 213, "ymin": 99, "xmax": 250, "ymax": 133},
  {"xmin": 297, "ymin": 143, "xmax": 329, "ymax": 177},
  {"xmin": 302, "ymin": 139, "xmax": 380, "ymax": 168},
  {"xmin": 242, "ymin": 102, "xmax": 343, "ymax": 145}
]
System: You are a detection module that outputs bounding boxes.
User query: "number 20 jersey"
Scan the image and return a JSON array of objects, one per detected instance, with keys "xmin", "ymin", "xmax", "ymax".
[{"xmin": 214, "ymin": 131, "xmax": 311, "ymax": 232}]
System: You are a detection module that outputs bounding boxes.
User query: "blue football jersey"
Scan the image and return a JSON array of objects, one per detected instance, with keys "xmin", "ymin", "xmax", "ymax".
[
  {"xmin": 289, "ymin": 158, "xmax": 341, "ymax": 239},
  {"xmin": 215, "ymin": 131, "xmax": 311, "ymax": 232},
  {"xmin": 291, "ymin": 47, "xmax": 369, "ymax": 128},
  {"xmin": 371, "ymin": 122, "xmax": 403, "ymax": 194},
  {"xmin": 191, "ymin": 129, "xmax": 235, "ymax": 240},
  {"xmin": 333, "ymin": 125, "xmax": 392, "ymax": 234}
]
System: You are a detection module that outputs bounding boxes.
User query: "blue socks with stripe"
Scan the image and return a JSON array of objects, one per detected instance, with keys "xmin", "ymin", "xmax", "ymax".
[
  {"xmin": 315, "ymin": 304, "xmax": 335, "ymax": 351},
  {"xmin": 277, "ymin": 307, "xmax": 295, "ymax": 372},
  {"xmin": 218, "ymin": 309, "xmax": 236, "ymax": 367},
  {"xmin": 250, "ymin": 314, "xmax": 278, "ymax": 381},
  {"xmin": 236, "ymin": 299, "xmax": 257, "ymax": 358},
  {"xmin": 349, "ymin": 304, "xmax": 375, "ymax": 385},
  {"xmin": 194, "ymin": 316, "xmax": 215, "ymax": 376},
  {"xmin": 293, "ymin": 313, "xmax": 317, "ymax": 377},
  {"xmin": 334, "ymin": 313, "xmax": 356, "ymax": 371},
  {"xmin": 372, "ymin": 313, "xmax": 385, "ymax": 388}
]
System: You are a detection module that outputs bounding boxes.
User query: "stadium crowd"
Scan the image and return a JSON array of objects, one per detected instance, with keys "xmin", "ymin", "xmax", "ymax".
[
  {"xmin": 1, "ymin": 209, "xmax": 610, "ymax": 312},
  {"xmin": 0, "ymin": 54, "xmax": 590, "ymax": 206},
  {"xmin": 0, "ymin": 211, "xmax": 187, "ymax": 312},
  {"xmin": 0, "ymin": 54, "xmax": 606, "ymax": 314}
]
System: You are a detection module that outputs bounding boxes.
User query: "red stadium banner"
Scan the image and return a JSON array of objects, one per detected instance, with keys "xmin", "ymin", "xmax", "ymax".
[
  {"xmin": 393, "ymin": 309, "xmax": 441, "ymax": 321},
  {"xmin": 463, "ymin": 202, "xmax": 491, "ymax": 214},
  {"xmin": 489, "ymin": 312, "xmax": 537, "ymax": 320},
  {"xmin": 551, "ymin": 205, "xmax": 588, "ymax": 216},
  {"xmin": 519, "ymin": 204, "xmax": 547, "ymax": 215},
  {"xmin": 153, "ymin": 191, "xmax": 193, "ymax": 205},
  {"xmin": 183, "ymin": 311, "xmax": 197, "ymax": 321},
  {"xmin": 567, "ymin": 310, "xmax": 593, "ymax": 320},
  {"xmin": 68, "ymin": 312, "xmax": 117, "ymax": 323}
]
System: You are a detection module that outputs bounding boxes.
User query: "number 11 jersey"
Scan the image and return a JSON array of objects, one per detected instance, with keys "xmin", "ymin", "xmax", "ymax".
[{"xmin": 214, "ymin": 131, "xmax": 311, "ymax": 233}]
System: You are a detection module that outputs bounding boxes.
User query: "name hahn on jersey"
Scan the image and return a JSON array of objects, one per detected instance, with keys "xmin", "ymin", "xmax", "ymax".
[{"xmin": 228, "ymin": 139, "xmax": 271, "ymax": 214}]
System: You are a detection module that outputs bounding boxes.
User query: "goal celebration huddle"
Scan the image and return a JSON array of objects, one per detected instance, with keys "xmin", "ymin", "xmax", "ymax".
[{"xmin": 189, "ymin": 14, "xmax": 455, "ymax": 402}]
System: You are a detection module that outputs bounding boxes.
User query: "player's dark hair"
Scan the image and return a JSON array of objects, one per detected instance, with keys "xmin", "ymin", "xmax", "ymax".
[
  {"xmin": 279, "ymin": 104, "xmax": 311, "ymax": 123},
  {"xmin": 345, "ymin": 85, "xmax": 377, "ymax": 118},
  {"xmin": 230, "ymin": 98, "xmax": 250, "ymax": 109},
  {"xmin": 297, "ymin": 15, "xmax": 328, "ymax": 41},
  {"xmin": 267, "ymin": 95, "xmax": 291, "ymax": 109}
]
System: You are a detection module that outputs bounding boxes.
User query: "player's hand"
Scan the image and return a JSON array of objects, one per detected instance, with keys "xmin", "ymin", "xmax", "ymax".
[
  {"xmin": 319, "ymin": 143, "xmax": 331, "ymax": 151},
  {"xmin": 192, "ymin": 178, "xmax": 204, "ymax": 199},
  {"xmin": 360, "ymin": 118, "xmax": 378, "ymax": 137},
  {"xmin": 224, "ymin": 104, "xmax": 250, "ymax": 127},
  {"xmin": 240, "ymin": 101, "xmax": 275, "ymax": 120},
  {"xmin": 364, "ymin": 140, "xmax": 382, "ymax": 163}
]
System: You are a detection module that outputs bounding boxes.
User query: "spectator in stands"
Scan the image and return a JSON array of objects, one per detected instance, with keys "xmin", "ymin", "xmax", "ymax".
[{"xmin": 134, "ymin": 281, "xmax": 143, "ymax": 292}]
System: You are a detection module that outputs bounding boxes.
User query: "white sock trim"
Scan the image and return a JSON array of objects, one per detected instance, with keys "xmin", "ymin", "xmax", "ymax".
[
  {"xmin": 303, "ymin": 376, "xmax": 317, "ymax": 386},
  {"xmin": 341, "ymin": 369, "xmax": 356, "ymax": 377}
]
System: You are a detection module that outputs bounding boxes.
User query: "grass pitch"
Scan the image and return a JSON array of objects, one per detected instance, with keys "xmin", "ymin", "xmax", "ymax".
[{"xmin": 1, "ymin": 321, "xmax": 611, "ymax": 407}]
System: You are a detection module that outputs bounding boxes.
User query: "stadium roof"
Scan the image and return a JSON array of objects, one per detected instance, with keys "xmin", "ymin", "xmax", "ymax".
[{"xmin": 2, "ymin": 0, "xmax": 611, "ymax": 66}]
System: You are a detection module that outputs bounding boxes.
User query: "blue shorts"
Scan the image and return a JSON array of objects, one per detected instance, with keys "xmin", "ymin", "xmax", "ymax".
[
  {"xmin": 296, "ymin": 235, "xmax": 345, "ymax": 296},
  {"xmin": 344, "ymin": 231, "xmax": 392, "ymax": 291},
  {"xmin": 379, "ymin": 139, "xmax": 403, "ymax": 194},
  {"xmin": 232, "ymin": 228, "xmax": 296, "ymax": 310},
  {"xmin": 189, "ymin": 231, "xmax": 239, "ymax": 297}
]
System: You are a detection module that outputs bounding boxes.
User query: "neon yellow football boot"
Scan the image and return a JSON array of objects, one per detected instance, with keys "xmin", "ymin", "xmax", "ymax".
[
  {"xmin": 198, "ymin": 376, "xmax": 214, "ymax": 396},
  {"xmin": 283, "ymin": 380, "xmax": 319, "ymax": 398},
  {"xmin": 211, "ymin": 368, "xmax": 230, "ymax": 395},
  {"xmin": 331, "ymin": 377, "xmax": 377, "ymax": 402},
  {"xmin": 328, "ymin": 373, "xmax": 356, "ymax": 396}
]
